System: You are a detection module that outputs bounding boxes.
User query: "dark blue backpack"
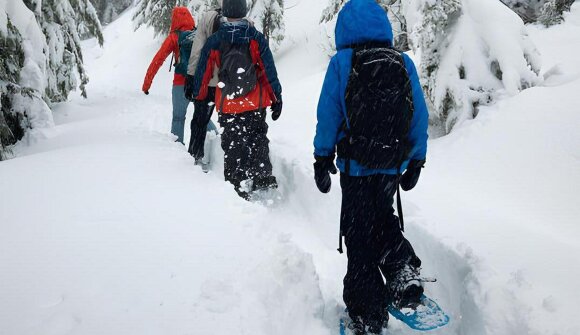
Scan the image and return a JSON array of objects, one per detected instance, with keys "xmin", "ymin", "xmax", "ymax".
[{"xmin": 174, "ymin": 29, "xmax": 196, "ymax": 75}]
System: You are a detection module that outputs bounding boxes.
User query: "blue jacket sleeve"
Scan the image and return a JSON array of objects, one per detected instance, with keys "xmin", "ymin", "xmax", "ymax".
[
  {"xmin": 314, "ymin": 57, "xmax": 344, "ymax": 157},
  {"xmin": 192, "ymin": 36, "xmax": 215, "ymax": 99},
  {"xmin": 403, "ymin": 53, "xmax": 429, "ymax": 161},
  {"xmin": 256, "ymin": 32, "xmax": 282, "ymax": 101}
]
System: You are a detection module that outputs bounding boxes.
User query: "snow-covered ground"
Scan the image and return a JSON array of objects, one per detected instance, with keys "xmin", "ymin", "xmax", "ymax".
[{"xmin": 1, "ymin": 2, "xmax": 580, "ymax": 335}]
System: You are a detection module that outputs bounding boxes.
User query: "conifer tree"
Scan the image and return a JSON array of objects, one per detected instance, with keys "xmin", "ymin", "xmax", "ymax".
[
  {"xmin": 187, "ymin": 0, "xmax": 220, "ymax": 20},
  {"xmin": 501, "ymin": 0, "xmax": 575, "ymax": 26},
  {"xmin": 249, "ymin": 0, "xmax": 285, "ymax": 48},
  {"xmin": 320, "ymin": 0, "xmax": 347, "ymax": 23},
  {"xmin": 405, "ymin": 0, "xmax": 542, "ymax": 134},
  {"xmin": 25, "ymin": 0, "xmax": 104, "ymax": 101},
  {"xmin": 1, "ymin": 0, "xmax": 103, "ymax": 160},
  {"xmin": 0, "ymin": 20, "xmax": 25, "ymax": 160},
  {"xmin": 133, "ymin": 0, "xmax": 187, "ymax": 37},
  {"xmin": 539, "ymin": 0, "xmax": 575, "ymax": 26},
  {"xmin": 92, "ymin": 0, "xmax": 133, "ymax": 25},
  {"xmin": 384, "ymin": 0, "xmax": 409, "ymax": 50},
  {"xmin": 1, "ymin": 1, "xmax": 52, "ymax": 160}
]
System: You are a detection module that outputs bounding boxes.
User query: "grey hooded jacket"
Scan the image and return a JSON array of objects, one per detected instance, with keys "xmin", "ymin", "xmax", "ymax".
[{"xmin": 187, "ymin": 2, "xmax": 222, "ymax": 87}]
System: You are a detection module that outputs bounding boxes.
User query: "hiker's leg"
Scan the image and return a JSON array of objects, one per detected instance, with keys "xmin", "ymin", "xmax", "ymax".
[
  {"xmin": 219, "ymin": 112, "xmax": 247, "ymax": 192},
  {"xmin": 171, "ymin": 85, "xmax": 189, "ymax": 144},
  {"xmin": 376, "ymin": 174, "xmax": 421, "ymax": 271},
  {"xmin": 202, "ymin": 130, "xmax": 214, "ymax": 165},
  {"xmin": 245, "ymin": 109, "xmax": 275, "ymax": 185},
  {"xmin": 375, "ymin": 175, "xmax": 421, "ymax": 302},
  {"xmin": 188, "ymin": 87, "xmax": 216, "ymax": 158},
  {"xmin": 341, "ymin": 174, "xmax": 387, "ymax": 328}
]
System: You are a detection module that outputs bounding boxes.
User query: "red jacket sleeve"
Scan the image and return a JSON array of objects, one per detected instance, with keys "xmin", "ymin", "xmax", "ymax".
[{"xmin": 142, "ymin": 33, "xmax": 178, "ymax": 92}]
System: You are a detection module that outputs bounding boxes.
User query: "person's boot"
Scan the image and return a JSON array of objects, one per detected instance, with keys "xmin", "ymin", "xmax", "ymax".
[
  {"xmin": 367, "ymin": 313, "xmax": 388, "ymax": 335},
  {"xmin": 388, "ymin": 263, "xmax": 424, "ymax": 309},
  {"xmin": 252, "ymin": 176, "xmax": 278, "ymax": 191},
  {"xmin": 233, "ymin": 179, "xmax": 252, "ymax": 200},
  {"xmin": 194, "ymin": 157, "xmax": 210, "ymax": 173},
  {"xmin": 347, "ymin": 316, "xmax": 366, "ymax": 335}
]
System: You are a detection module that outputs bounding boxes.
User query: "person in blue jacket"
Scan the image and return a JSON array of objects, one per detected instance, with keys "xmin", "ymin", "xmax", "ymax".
[{"xmin": 313, "ymin": 0, "xmax": 429, "ymax": 333}]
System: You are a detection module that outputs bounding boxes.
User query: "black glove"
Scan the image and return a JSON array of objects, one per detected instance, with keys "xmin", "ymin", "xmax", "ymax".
[
  {"xmin": 271, "ymin": 99, "xmax": 282, "ymax": 121},
  {"xmin": 400, "ymin": 159, "xmax": 425, "ymax": 191},
  {"xmin": 184, "ymin": 75, "xmax": 195, "ymax": 101},
  {"xmin": 314, "ymin": 155, "xmax": 337, "ymax": 193},
  {"xmin": 143, "ymin": 90, "xmax": 149, "ymax": 95}
]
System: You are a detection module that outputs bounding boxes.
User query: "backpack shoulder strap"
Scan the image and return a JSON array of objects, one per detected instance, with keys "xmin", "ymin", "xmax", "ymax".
[
  {"xmin": 396, "ymin": 50, "xmax": 416, "ymax": 117},
  {"xmin": 212, "ymin": 9, "xmax": 223, "ymax": 35}
]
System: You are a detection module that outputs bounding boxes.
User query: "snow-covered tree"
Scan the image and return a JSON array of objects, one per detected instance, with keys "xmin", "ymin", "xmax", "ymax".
[
  {"xmin": 134, "ymin": 0, "xmax": 213, "ymax": 35},
  {"xmin": 383, "ymin": 0, "xmax": 409, "ymax": 50},
  {"xmin": 249, "ymin": 0, "xmax": 285, "ymax": 48},
  {"xmin": 501, "ymin": 0, "xmax": 575, "ymax": 26},
  {"xmin": 500, "ymin": 0, "xmax": 537, "ymax": 23},
  {"xmin": 539, "ymin": 0, "xmax": 575, "ymax": 26},
  {"xmin": 186, "ymin": 0, "xmax": 220, "ymax": 21},
  {"xmin": 92, "ymin": 0, "xmax": 133, "ymax": 25},
  {"xmin": 74, "ymin": 0, "xmax": 105, "ymax": 43},
  {"xmin": 1, "ymin": 0, "xmax": 103, "ymax": 160},
  {"xmin": 405, "ymin": 0, "xmax": 542, "ymax": 134},
  {"xmin": 1, "ymin": 1, "xmax": 53, "ymax": 160},
  {"xmin": 320, "ymin": 0, "xmax": 347, "ymax": 23},
  {"xmin": 133, "ymin": 0, "xmax": 187, "ymax": 37},
  {"xmin": 30, "ymin": 0, "xmax": 104, "ymax": 101}
]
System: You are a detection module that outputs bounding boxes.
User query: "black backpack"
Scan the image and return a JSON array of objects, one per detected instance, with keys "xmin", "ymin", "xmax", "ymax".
[
  {"xmin": 218, "ymin": 40, "xmax": 257, "ymax": 100},
  {"xmin": 338, "ymin": 44, "xmax": 414, "ymax": 170}
]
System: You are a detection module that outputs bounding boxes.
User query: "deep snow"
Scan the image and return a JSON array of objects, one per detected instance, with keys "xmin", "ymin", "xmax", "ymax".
[{"xmin": 1, "ymin": 1, "xmax": 580, "ymax": 335}]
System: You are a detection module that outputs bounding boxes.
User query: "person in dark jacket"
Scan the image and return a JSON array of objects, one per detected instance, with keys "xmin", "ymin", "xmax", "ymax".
[
  {"xmin": 191, "ymin": 0, "xmax": 283, "ymax": 199},
  {"xmin": 313, "ymin": 0, "xmax": 429, "ymax": 334}
]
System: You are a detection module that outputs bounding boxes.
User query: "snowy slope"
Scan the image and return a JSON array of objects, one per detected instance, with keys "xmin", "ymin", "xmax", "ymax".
[
  {"xmin": 1, "ymin": 2, "xmax": 580, "ymax": 335},
  {"xmin": 405, "ymin": 7, "xmax": 580, "ymax": 334}
]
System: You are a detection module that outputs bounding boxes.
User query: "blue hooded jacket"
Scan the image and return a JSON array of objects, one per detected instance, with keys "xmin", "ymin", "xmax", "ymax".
[{"xmin": 314, "ymin": 0, "xmax": 429, "ymax": 176}]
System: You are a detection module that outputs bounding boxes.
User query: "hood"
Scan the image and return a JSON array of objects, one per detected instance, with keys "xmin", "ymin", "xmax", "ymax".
[
  {"xmin": 218, "ymin": 19, "xmax": 255, "ymax": 43},
  {"xmin": 170, "ymin": 7, "xmax": 195, "ymax": 32},
  {"xmin": 335, "ymin": 0, "xmax": 393, "ymax": 50}
]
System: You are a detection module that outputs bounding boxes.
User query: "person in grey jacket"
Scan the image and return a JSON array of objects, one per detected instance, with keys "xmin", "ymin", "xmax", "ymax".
[{"xmin": 185, "ymin": 1, "xmax": 223, "ymax": 165}]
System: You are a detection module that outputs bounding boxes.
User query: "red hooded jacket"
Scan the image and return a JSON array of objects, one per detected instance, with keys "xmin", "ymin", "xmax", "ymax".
[{"xmin": 142, "ymin": 7, "xmax": 195, "ymax": 92}]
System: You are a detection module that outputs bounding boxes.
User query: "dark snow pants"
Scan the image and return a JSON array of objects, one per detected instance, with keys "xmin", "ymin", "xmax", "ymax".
[
  {"xmin": 188, "ymin": 87, "xmax": 216, "ymax": 159},
  {"xmin": 219, "ymin": 109, "xmax": 275, "ymax": 193},
  {"xmin": 340, "ymin": 173, "xmax": 421, "ymax": 326}
]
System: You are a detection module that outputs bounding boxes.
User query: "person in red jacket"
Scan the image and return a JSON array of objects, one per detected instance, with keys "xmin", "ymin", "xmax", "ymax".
[{"xmin": 141, "ymin": 7, "xmax": 198, "ymax": 144}]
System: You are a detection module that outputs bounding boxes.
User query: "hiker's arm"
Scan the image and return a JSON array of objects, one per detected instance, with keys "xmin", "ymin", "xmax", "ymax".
[
  {"xmin": 314, "ymin": 57, "xmax": 343, "ymax": 157},
  {"xmin": 192, "ymin": 37, "xmax": 217, "ymax": 100},
  {"xmin": 257, "ymin": 33, "xmax": 282, "ymax": 102},
  {"xmin": 143, "ymin": 34, "xmax": 176, "ymax": 92},
  {"xmin": 403, "ymin": 53, "xmax": 429, "ymax": 161},
  {"xmin": 188, "ymin": 12, "xmax": 213, "ymax": 76}
]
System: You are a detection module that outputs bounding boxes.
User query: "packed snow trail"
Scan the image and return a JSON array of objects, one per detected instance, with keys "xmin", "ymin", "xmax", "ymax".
[{"xmin": 2, "ymin": 3, "xmax": 580, "ymax": 335}]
